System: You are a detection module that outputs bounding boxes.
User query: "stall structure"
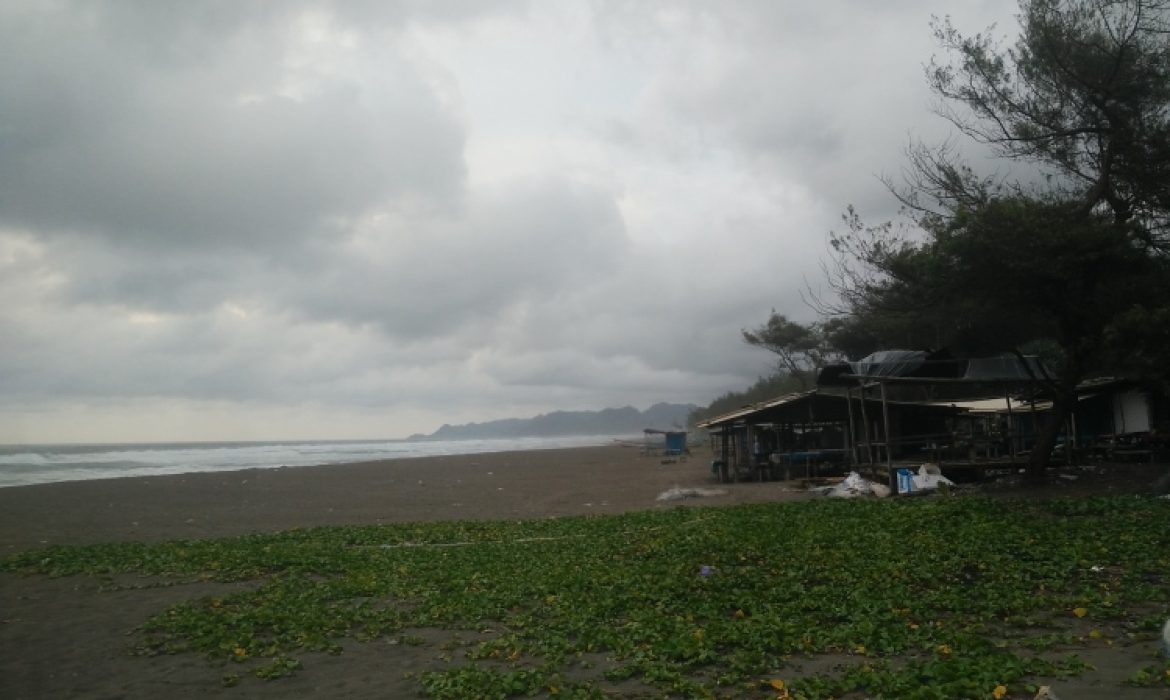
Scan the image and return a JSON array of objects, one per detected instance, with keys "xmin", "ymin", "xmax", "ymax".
[
  {"xmin": 699, "ymin": 351, "xmax": 1104, "ymax": 482},
  {"xmin": 815, "ymin": 351, "xmax": 1060, "ymax": 476},
  {"xmin": 696, "ymin": 389, "xmax": 961, "ymax": 483},
  {"xmin": 642, "ymin": 428, "xmax": 689, "ymax": 462},
  {"xmin": 698, "ymin": 351, "xmax": 1169, "ymax": 485}
]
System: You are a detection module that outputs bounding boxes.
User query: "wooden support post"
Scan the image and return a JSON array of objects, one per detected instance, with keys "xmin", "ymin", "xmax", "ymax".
[
  {"xmin": 880, "ymin": 380, "xmax": 893, "ymax": 471},
  {"xmin": 1029, "ymin": 393, "xmax": 1037, "ymax": 454},
  {"xmin": 856, "ymin": 381, "xmax": 874, "ymax": 467},
  {"xmin": 719, "ymin": 426, "xmax": 730, "ymax": 483},
  {"xmin": 1005, "ymin": 391, "xmax": 1017, "ymax": 461},
  {"xmin": 844, "ymin": 386, "xmax": 856, "ymax": 466}
]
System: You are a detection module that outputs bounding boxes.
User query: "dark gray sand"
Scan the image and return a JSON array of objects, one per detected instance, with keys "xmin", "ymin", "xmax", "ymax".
[
  {"xmin": 0, "ymin": 446, "xmax": 804, "ymax": 700},
  {"xmin": 0, "ymin": 444, "xmax": 802, "ymax": 552}
]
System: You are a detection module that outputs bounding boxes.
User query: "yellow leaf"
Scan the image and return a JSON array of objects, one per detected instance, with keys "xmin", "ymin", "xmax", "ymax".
[
  {"xmin": 1073, "ymin": 607, "xmax": 1088, "ymax": 618},
  {"xmin": 770, "ymin": 679, "xmax": 786, "ymax": 690},
  {"xmin": 734, "ymin": 609, "xmax": 746, "ymax": 620},
  {"xmin": 1088, "ymin": 628, "xmax": 1102, "ymax": 639},
  {"xmin": 992, "ymin": 684, "xmax": 1008, "ymax": 699}
]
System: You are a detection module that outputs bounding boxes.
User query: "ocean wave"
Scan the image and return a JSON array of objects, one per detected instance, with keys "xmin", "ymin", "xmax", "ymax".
[{"xmin": 0, "ymin": 435, "xmax": 619, "ymax": 488}]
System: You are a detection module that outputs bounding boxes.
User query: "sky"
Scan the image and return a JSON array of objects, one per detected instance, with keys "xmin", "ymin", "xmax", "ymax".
[{"xmin": 0, "ymin": 0, "xmax": 1022, "ymax": 444}]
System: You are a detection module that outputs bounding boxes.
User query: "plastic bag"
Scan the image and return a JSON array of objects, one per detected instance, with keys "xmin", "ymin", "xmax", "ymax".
[
  {"xmin": 912, "ymin": 463, "xmax": 953, "ymax": 491},
  {"xmin": 826, "ymin": 471, "xmax": 890, "ymax": 499}
]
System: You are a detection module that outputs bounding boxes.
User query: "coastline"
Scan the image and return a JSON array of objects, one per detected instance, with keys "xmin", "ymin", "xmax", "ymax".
[
  {"xmin": 0, "ymin": 435, "xmax": 628, "ymax": 489},
  {"xmin": 0, "ymin": 444, "xmax": 808, "ymax": 553}
]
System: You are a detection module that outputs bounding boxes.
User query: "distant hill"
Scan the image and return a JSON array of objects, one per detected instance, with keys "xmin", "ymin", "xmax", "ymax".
[{"xmin": 412, "ymin": 403, "xmax": 696, "ymax": 441}]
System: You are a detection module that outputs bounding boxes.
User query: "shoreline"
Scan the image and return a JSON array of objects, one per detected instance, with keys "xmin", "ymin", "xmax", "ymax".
[
  {"xmin": 0, "ymin": 434, "xmax": 631, "ymax": 490},
  {"xmin": 0, "ymin": 444, "xmax": 807, "ymax": 553}
]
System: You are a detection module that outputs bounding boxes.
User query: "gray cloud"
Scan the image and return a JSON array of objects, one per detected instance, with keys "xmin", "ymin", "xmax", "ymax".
[
  {"xmin": 0, "ymin": 0, "xmax": 1022, "ymax": 442},
  {"xmin": 0, "ymin": 2, "xmax": 467, "ymax": 252},
  {"xmin": 277, "ymin": 176, "xmax": 630, "ymax": 334}
]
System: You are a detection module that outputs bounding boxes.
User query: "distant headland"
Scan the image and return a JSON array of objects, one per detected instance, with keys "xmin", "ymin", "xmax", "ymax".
[{"xmin": 409, "ymin": 403, "xmax": 696, "ymax": 441}]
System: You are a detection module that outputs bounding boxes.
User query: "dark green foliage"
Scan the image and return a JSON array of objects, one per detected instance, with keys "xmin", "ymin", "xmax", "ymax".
[
  {"xmin": 900, "ymin": 199, "xmax": 1156, "ymax": 369},
  {"xmin": 928, "ymin": 0, "xmax": 1170, "ymax": 241},
  {"xmin": 742, "ymin": 314, "xmax": 843, "ymax": 386},
  {"xmin": 1104, "ymin": 304, "xmax": 1170, "ymax": 392}
]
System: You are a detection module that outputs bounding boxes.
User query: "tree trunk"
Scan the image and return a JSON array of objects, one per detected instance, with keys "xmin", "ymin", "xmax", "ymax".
[{"xmin": 1026, "ymin": 388, "xmax": 1076, "ymax": 483}]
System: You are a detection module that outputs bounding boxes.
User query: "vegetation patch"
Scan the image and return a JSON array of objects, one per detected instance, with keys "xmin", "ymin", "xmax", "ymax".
[{"xmin": 4, "ymin": 495, "xmax": 1169, "ymax": 698}]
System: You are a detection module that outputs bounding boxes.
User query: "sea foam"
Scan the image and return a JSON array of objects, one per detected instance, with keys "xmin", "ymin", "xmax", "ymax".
[{"xmin": 0, "ymin": 435, "xmax": 616, "ymax": 488}]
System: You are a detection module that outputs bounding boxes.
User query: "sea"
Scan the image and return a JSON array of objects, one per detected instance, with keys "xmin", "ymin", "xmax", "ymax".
[{"xmin": 0, "ymin": 435, "xmax": 623, "ymax": 489}]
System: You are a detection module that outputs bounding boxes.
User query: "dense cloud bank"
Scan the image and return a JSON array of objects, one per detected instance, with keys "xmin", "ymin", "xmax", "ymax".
[{"xmin": 0, "ymin": 1, "xmax": 1017, "ymax": 442}]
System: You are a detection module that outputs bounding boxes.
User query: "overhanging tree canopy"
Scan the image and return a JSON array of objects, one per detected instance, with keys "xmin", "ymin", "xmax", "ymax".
[{"xmin": 820, "ymin": 0, "xmax": 1170, "ymax": 478}]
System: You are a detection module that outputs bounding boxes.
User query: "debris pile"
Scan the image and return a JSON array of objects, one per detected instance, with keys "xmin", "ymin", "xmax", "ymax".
[
  {"xmin": 896, "ymin": 463, "xmax": 955, "ymax": 495},
  {"xmin": 823, "ymin": 472, "xmax": 890, "ymax": 499},
  {"xmin": 656, "ymin": 486, "xmax": 728, "ymax": 502}
]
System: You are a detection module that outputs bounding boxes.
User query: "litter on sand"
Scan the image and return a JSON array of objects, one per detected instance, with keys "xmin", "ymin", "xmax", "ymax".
[
  {"xmin": 823, "ymin": 472, "xmax": 890, "ymax": 499},
  {"xmin": 896, "ymin": 463, "xmax": 955, "ymax": 494},
  {"xmin": 656, "ymin": 486, "xmax": 728, "ymax": 502}
]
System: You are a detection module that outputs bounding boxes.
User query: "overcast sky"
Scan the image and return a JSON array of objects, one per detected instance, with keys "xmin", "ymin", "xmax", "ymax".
[{"xmin": 0, "ymin": 0, "xmax": 1021, "ymax": 443}]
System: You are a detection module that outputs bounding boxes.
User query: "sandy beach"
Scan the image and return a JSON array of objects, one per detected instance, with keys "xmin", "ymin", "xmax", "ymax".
[
  {"xmin": 3, "ymin": 447, "xmax": 1167, "ymax": 700},
  {"xmin": 0, "ymin": 444, "xmax": 804, "ymax": 554},
  {"xmin": 0, "ymin": 445, "xmax": 814, "ymax": 700}
]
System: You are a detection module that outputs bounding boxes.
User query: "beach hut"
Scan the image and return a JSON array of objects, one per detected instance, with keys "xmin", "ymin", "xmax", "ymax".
[
  {"xmin": 643, "ymin": 428, "xmax": 689, "ymax": 461},
  {"xmin": 697, "ymin": 388, "xmax": 967, "ymax": 483},
  {"xmin": 664, "ymin": 431, "xmax": 687, "ymax": 457}
]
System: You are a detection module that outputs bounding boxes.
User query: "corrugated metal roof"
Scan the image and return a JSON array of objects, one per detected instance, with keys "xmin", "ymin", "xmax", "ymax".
[
  {"xmin": 694, "ymin": 405, "xmax": 757, "ymax": 429},
  {"xmin": 696, "ymin": 390, "xmax": 816, "ymax": 429},
  {"xmin": 698, "ymin": 389, "xmax": 969, "ymax": 430}
]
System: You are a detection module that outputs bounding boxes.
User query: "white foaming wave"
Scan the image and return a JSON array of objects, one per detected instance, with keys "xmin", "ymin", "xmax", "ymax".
[
  {"xmin": 0, "ymin": 442, "xmax": 395, "ymax": 488},
  {"xmin": 0, "ymin": 452, "xmax": 54, "ymax": 465},
  {"xmin": 0, "ymin": 435, "xmax": 618, "ymax": 488}
]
